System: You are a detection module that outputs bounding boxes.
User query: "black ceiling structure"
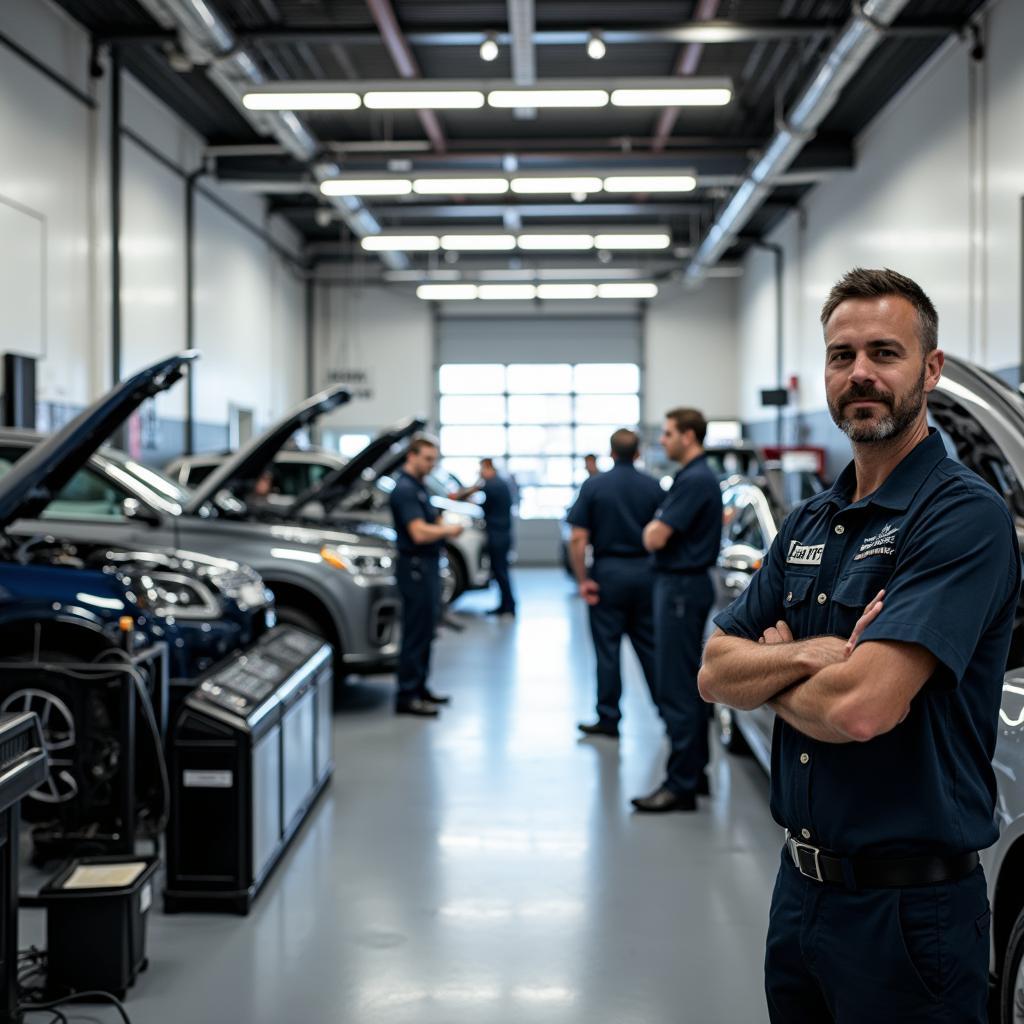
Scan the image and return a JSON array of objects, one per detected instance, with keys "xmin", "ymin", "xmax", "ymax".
[{"xmin": 52, "ymin": 0, "xmax": 985, "ymax": 280}]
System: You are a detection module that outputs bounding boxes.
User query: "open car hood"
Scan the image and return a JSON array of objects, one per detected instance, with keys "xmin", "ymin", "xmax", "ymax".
[
  {"xmin": 286, "ymin": 415, "xmax": 426, "ymax": 516},
  {"xmin": 0, "ymin": 352, "xmax": 197, "ymax": 529},
  {"xmin": 184, "ymin": 385, "xmax": 351, "ymax": 515}
]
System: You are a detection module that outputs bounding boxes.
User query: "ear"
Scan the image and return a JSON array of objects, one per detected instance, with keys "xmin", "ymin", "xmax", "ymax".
[{"xmin": 923, "ymin": 348, "xmax": 944, "ymax": 394}]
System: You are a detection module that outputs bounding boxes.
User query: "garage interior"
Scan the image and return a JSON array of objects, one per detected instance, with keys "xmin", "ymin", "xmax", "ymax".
[{"xmin": 1, "ymin": 0, "xmax": 1023, "ymax": 1021}]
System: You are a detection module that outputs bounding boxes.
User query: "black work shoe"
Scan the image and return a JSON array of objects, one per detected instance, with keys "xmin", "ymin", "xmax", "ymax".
[
  {"xmin": 395, "ymin": 697, "xmax": 440, "ymax": 717},
  {"xmin": 578, "ymin": 721, "xmax": 619, "ymax": 739},
  {"xmin": 631, "ymin": 786, "xmax": 697, "ymax": 813},
  {"xmin": 486, "ymin": 607, "xmax": 516, "ymax": 617},
  {"xmin": 696, "ymin": 773, "xmax": 711, "ymax": 797},
  {"xmin": 421, "ymin": 689, "xmax": 451, "ymax": 705}
]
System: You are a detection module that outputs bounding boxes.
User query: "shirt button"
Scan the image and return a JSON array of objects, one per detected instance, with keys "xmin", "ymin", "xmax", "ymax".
[
  {"xmin": 801, "ymin": 828, "xmax": 811, "ymax": 840},
  {"xmin": 834, "ymin": 524, "xmax": 845, "ymax": 535},
  {"xmin": 800, "ymin": 753, "xmax": 810, "ymax": 765},
  {"xmin": 817, "ymin": 593, "xmax": 827, "ymax": 605},
  {"xmin": 786, "ymin": 591, "xmax": 793, "ymax": 602}
]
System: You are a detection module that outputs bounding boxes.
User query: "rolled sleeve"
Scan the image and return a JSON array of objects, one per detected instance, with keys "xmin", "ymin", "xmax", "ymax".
[
  {"xmin": 859, "ymin": 488, "xmax": 1021, "ymax": 685},
  {"xmin": 712, "ymin": 522, "xmax": 790, "ymax": 642},
  {"xmin": 655, "ymin": 487, "xmax": 696, "ymax": 533}
]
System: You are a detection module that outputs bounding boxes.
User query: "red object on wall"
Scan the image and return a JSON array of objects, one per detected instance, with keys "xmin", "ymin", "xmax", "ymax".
[{"xmin": 761, "ymin": 445, "xmax": 826, "ymax": 477}]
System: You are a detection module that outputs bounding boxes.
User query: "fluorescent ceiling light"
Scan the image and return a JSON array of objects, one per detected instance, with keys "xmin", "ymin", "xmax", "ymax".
[
  {"xmin": 488, "ymin": 90, "xmax": 608, "ymax": 108},
  {"xmin": 510, "ymin": 177, "xmax": 603, "ymax": 195},
  {"xmin": 602, "ymin": 175, "xmax": 696, "ymax": 193},
  {"xmin": 537, "ymin": 284, "xmax": 598, "ymax": 300},
  {"xmin": 321, "ymin": 179, "xmax": 412, "ymax": 197},
  {"xmin": 518, "ymin": 233, "xmax": 595, "ymax": 250},
  {"xmin": 418, "ymin": 284, "xmax": 478, "ymax": 300},
  {"xmin": 362, "ymin": 235, "xmax": 440, "ymax": 252},
  {"xmin": 479, "ymin": 33, "xmax": 500, "ymax": 62},
  {"xmin": 478, "ymin": 284, "xmax": 537, "ymax": 300},
  {"xmin": 364, "ymin": 91, "xmax": 485, "ymax": 110},
  {"xmin": 586, "ymin": 32, "xmax": 606, "ymax": 60},
  {"xmin": 597, "ymin": 282, "xmax": 659, "ymax": 299},
  {"xmin": 413, "ymin": 178, "xmax": 510, "ymax": 195},
  {"xmin": 610, "ymin": 87, "xmax": 732, "ymax": 107},
  {"xmin": 441, "ymin": 234, "xmax": 517, "ymax": 251},
  {"xmin": 595, "ymin": 233, "xmax": 672, "ymax": 250},
  {"xmin": 243, "ymin": 92, "xmax": 361, "ymax": 111}
]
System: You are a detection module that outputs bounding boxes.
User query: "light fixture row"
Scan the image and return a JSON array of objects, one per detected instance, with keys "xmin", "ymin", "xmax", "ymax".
[
  {"xmin": 416, "ymin": 282, "xmax": 659, "ymax": 301},
  {"xmin": 481, "ymin": 29, "xmax": 606, "ymax": 62},
  {"xmin": 362, "ymin": 232, "xmax": 671, "ymax": 253},
  {"xmin": 321, "ymin": 175, "xmax": 696, "ymax": 198}
]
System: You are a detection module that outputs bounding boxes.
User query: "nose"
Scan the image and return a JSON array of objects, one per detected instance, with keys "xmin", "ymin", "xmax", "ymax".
[{"xmin": 847, "ymin": 349, "xmax": 876, "ymax": 384}]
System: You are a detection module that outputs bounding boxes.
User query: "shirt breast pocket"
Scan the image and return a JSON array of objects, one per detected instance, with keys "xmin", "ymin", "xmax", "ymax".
[
  {"xmin": 781, "ymin": 573, "xmax": 815, "ymax": 635},
  {"xmin": 831, "ymin": 569, "xmax": 892, "ymax": 638}
]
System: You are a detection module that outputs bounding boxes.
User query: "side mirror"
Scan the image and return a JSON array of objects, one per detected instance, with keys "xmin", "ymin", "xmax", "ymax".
[{"xmin": 122, "ymin": 497, "xmax": 161, "ymax": 526}]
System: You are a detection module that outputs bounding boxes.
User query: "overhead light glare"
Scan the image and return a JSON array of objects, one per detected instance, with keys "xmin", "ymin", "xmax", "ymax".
[
  {"xmin": 488, "ymin": 90, "xmax": 608, "ymax": 109},
  {"xmin": 595, "ymin": 233, "xmax": 672, "ymax": 250},
  {"xmin": 417, "ymin": 284, "xmax": 478, "ymax": 300},
  {"xmin": 610, "ymin": 87, "xmax": 732, "ymax": 107},
  {"xmin": 243, "ymin": 92, "xmax": 361, "ymax": 111},
  {"xmin": 321, "ymin": 179, "xmax": 412, "ymax": 197},
  {"xmin": 517, "ymin": 233, "xmax": 595, "ymax": 251},
  {"xmin": 510, "ymin": 177, "xmax": 602, "ymax": 195},
  {"xmin": 602, "ymin": 175, "xmax": 696, "ymax": 193},
  {"xmin": 537, "ymin": 284, "xmax": 598, "ymax": 300},
  {"xmin": 362, "ymin": 235, "xmax": 440, "ymax": 252},
  {"xmin": 364, "ymin": 91, "xmax": 485, "ymax": 110},
  {"xmin": 478, "ymin": 284, "xmax": 537, "ymax": 300},
  {"xmin": 413, "ymin": 178, "xmax": 510, "ymax": 195},
  {"xmin": 597, "ymin": 282, "xmax": 659, "ymax": 299},
  {"xmin": 586, "ymin": 31, "xmax": 606, "ymax": 60},
  {"xmin": 441, "ymin": 234, "xmax": 517, "ymax": 251},
  {"xmin": 479, "ymin": 32, "xmax": 500, "ymax": 62}
]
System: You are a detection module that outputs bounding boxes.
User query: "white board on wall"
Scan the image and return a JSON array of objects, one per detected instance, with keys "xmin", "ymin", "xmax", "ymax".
[{"xmin": 0, "ymin": 197, "xmax": 45, "ymax": 357}]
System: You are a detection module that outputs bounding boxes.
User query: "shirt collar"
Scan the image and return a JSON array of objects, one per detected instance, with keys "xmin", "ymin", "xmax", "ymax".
[
  {"xmin": 806, "ymin": 429, "xmax": 947, "ymax": 513},
  {"xmin": 676, "ymin": 453, "xmax": 708, "ymax": 476}
]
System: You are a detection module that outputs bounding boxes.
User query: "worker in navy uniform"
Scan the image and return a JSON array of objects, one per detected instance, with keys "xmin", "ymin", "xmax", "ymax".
[
  {"xmin": 700, "ymin": 268, "xmax": 1021, "ymax": 1023},
  {"xmin": 389, "ymin": 434, "xmax": 464, "ymax": 717},
  {"xmin": 634, "ymin": 408, "xmax": 723, "ymax": 812},
  {"xmin": 583, "ymin": 453, "xmax": 600, "ymax": 479},
  {"xmin": 452, "ymin": 458, "xmax": 517, "ymax": 616},
  {"xmin": 568, "ymin": 428, "xmax": 664, "ymax": 739}
]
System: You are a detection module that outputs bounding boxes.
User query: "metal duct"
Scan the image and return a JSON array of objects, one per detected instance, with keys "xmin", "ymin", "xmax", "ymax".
[
  {"xmin": 132, "ymin": 0, "xmax": 402, "ymax": 266},
  {"xmin": 685, "ymin": 0, "xmax": 913, "ymax": 284}
]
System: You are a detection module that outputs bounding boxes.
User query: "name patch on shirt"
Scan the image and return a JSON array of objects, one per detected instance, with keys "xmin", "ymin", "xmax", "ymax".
[
  {"xmin": 787, "ymin": 540, "xmax": 824, "ymax": 565},
  {"xmin": 854, "ymin": 522, "xmax": 900, "ymax": 562}
]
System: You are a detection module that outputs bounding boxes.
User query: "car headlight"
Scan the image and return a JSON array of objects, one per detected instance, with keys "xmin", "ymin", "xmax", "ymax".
[
  {"xmin": 141, "ymin": 571, "xmax": 222, "ymax": 620},
  {"xmin": 320, "ymin": 546, "xmax": 395, "ymax": 576},
  {"xmin": 195, "ymin": 562, "xmax": 270, "ymax": 612}
]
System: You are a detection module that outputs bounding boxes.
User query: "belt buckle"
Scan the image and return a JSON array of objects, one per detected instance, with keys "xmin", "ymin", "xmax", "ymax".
[{"xmin": 788, "ymin": 834, "xmax": 824, "ymax": 883}]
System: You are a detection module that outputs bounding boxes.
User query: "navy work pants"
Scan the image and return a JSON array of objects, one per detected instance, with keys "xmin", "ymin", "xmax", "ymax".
[
  {"xmin": 766, "ymin": 848, "xmax": 990, "ymax": 1022},
  {"xmin": 587, "ymin": 557, "xmax": 658, "ymax": 725},
  {"xmin": 652, "ymin": 571, "xmax": 713, "ymax": 794},
  {"xmin": 488, "ymin": 531, "xmax": 516, "ymax": 612},
  {"xmin": 396, "ymin": 553, "xmax": 441, "ymax": 700}
]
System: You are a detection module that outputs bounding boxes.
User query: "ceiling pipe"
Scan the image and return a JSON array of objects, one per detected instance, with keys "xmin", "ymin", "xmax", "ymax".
[
  {"xmin": 364, "ymin": 0, "xmax": 447, "ymax": 153},
  {"xmin": 131, "ymin": 0, "xmax": 405, "ymax": 269},
  {"xmin": 508, "ymin": 0, "xmax": 537, "ymax": 120},
  {"xmin": 686, "ymin": 0, "xmax": 914, "ymax": 285}
]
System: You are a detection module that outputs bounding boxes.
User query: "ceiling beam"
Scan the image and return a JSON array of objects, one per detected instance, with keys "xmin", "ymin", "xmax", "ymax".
[{"xmin": 508, "ymin": 0, "xmax": 536, "ymax": 120}]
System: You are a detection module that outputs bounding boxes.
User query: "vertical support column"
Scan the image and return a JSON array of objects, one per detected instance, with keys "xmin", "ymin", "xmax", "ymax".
[
  {"xmin": 109, "ymin": 47, "xmax": 122, "ymax": 389},
  {"xmin": 184, "ymin": 169, "xmax": 204, "ymax": 454},
  {"xmin": 305, "ymin": 277, "xmax": 315, "ymax": 399}
]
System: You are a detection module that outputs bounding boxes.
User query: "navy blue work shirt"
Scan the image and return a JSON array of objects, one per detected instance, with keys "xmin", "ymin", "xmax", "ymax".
[
  {"xmin": 481, "ymin": 475, "xmax": 514, "ymax": 540},
  {"xmin": 653, "ymin": 454, "xmax": 723, "ymax": 572},
  {"xmin": 714, "ymin": 430, "xmax": 1021, "ymax": 857},
  {"xmin": 389, "ymin": 469, "xmax": 442, "ymax": 557},
  {"xmin": 567, "ymin": 459, "xmax": 664, "ymax": 559}
]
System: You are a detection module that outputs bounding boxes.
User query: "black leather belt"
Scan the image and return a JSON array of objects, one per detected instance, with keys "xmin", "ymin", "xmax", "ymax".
[{"xmin": 785, "ymin": 832, "xmax": 979, "ymax": 889}]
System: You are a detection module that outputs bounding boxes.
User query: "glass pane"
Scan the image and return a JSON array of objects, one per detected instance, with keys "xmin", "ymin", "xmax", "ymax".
[
  {"xmin": 507, "ymin": 394, "xmax": 572, "ymax": 424},
  {"xmin": 573, "ymin": 363, "xmax": 640, "ymax": 393},
  {"xmin": 439, "ymin": 364, "xmax": 505, "ymax": 394},
  {"xmin": 506, "ymin": 364, "xmax": 572, "ymax": 394},
  {"xmin": 505, "ymin": 457, "xmax": 574, "ymax": 486},
  {"xmin": 440, "ymin": 395, "xmax": 507, "ymax": 424},
  {"xmin": 44, "ymin": 468, "xmax": 129, "ymax": 521},
  {"xmin": 507, "ymin": 425, "xmax": 574, "ymax": 455},
  {"xmin": 518, "ymin": 485, "xmax": 577, "ymax": 520},
  {"xmin": 574, "ymin": 424, "xmax": 621, "ymax": 455},
  {"xmin": 338, "ymin": 433, "xmax": 371, "ymax": 457},
  {"xmin": 575, "ymin": 394, "xmax": 639, "ymax": 424},
  {"xmin": 440, "ymin": 425, "xmax": 507, "ymax": 457},
  {"xmin": 440, "ymin": 458, "xmax": 481, "ymax": 487}
]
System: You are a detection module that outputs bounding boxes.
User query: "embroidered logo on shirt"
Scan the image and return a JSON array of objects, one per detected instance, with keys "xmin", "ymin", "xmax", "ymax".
[
  {"xmin": 787, "ymin": 540, "xmax": 824, "ymax": 565},
  {"xmin": 853, "ymin": 522, "xmax": 900, "ymax": 561}
]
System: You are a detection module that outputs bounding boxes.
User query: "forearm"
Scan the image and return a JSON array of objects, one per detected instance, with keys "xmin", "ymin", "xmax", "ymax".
[
  {"xmin": 642, "ymin": 521, "xmax": 669, "ymax": 552},
  {"xmin": 569, "ymin": 537, "xmax": 589, "ymax": 586},
  {"xmin": 409, "ymin": 522, "xmax": 451, "ymax": 544},
  {"xmin": 769, "ymin": 684, "xmax": 852, "ymax": 744},
  {"xmin": 698, "ymin": 636, "xmax": 819, "ymax": 711}
]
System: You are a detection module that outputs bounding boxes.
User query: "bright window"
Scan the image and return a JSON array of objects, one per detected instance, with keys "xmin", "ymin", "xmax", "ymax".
[{"xmin": 438, "ymin": 362, "xmax": 642, "ymax": 519}]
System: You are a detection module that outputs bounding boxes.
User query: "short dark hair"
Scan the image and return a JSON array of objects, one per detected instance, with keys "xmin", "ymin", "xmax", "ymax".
[
  {"xmin": 610, "ymin": 429, "xmax": 640, "ymax": 460},
  {"xmin": 583, "ymin": 453, "xmax": 598, "ymax": 462},
  {"xmin": 407, "ymin": 433, "xmax": 440, "ymax": 455},
  {"xmin": 665, "ymin": 408, "xmax": 707, "ymax": 445},
  {"xmin": 820, "ymin": 267, "xmax": 938, "ymax": 353},
  {"xmin": 479, "ymin": 457, "xmax": 495, "ymax": 470}
]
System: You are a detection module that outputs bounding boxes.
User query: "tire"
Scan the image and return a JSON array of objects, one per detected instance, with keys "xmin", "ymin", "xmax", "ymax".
[
  {"xmin": 1000, "ymin": 903, "xmax": 1024, "ymax": 1022},
  {"xmin": 444, "ymin": 545, "xmax": 468, "ymax": 604},
  {"xmin": 717, "ymin": 704, "xmax": 751, "ymax": 756},
  {"xmin": 275, "ymin": 605, "xmax": 323, "ymax": 639}
]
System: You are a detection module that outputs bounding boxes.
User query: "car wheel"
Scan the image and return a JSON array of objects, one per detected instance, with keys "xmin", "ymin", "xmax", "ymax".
[
  {"xmin": 444, "ymin": 545, "xmax": 468, "ymax": 604},
  {"xmin": 717, "ymin": 705, "xmax": 751, "ymax": 756},
  {"xmin": 1000, "ymin": 903, "xmax": 1024, "ymax": 1022}
]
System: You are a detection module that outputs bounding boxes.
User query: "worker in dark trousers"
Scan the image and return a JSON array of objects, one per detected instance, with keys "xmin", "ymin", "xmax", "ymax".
[
  {"xmin": 568, "ymin": 428, "xmax": 664, "ymax": 738},
  {"xmin": 635, "ymin": 408, "xmax": 723, "ymax": 812},
  {"xmin": 452, "ymin": 458, "xmax": 517, "ymax": 616},
  {"xmin": 389, "ymin": 434, "xmax": 464, "ymax": 717},
  {"xmin": 701, "ymin": 268, "xmax": 1021, "ymax": 1022}
]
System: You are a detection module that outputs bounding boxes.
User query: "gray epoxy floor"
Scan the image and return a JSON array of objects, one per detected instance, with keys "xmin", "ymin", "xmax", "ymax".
[{"xmin": 21, "ymin": 568, "xmax": 782, "ymax": 1023}]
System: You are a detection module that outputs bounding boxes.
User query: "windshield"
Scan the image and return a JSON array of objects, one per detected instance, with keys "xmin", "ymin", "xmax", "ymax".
[{"xmin": 102, "ymin": 452, "xmax": 193, "ymax": 505}]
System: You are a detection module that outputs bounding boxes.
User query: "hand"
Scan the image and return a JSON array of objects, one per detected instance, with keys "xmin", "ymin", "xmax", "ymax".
[
  {"xmin": 446, "ymin": 524, "xmax": 464, "ymax": 538},
  {"xmin": 759, "ymin": 620, "xmax": 794, "ymax": 645},
  {"xmin": 845, "ymin": 589, "xmax": 884, "ymax": 655},
  {"xmin": 579, "ymin": 579, "xmax": 600, "ymax": 606}
]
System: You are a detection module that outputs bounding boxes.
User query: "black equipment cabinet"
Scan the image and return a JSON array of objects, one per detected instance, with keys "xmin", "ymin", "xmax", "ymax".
[
  {"xmin": 165, "ymin": 626, "xmax": 332, "ymax": 914},
  {"xmin": 0, "ymin": 713, "xmax": 48, "ymax": 1024}
]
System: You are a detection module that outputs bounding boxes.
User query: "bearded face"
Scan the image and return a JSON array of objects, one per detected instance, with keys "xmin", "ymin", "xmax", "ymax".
[{"xmin": 828, "ymin": 362, "xmax": 927, "ymax": 443}]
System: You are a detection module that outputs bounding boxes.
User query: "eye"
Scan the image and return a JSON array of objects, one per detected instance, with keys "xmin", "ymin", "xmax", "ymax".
[{"xmin": 828, "ymin": 351, "xmax": 853, "ymax": 364}]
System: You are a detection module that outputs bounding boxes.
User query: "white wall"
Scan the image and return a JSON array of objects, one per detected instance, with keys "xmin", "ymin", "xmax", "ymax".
[{"xmin": 738, "ymin": 0, "xmax": 1023, "ymax": 436}]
